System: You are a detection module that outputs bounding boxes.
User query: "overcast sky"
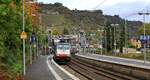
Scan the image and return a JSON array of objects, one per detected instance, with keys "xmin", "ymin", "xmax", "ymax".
[{"xmin": 37, "ymin": 0, "xmax": 150, "ymax": 22}]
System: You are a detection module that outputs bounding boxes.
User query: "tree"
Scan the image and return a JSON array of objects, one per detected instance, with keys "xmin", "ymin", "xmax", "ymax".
[
  {"xmin": 54, "ymin": 2, "xmax": 63, "ymax": 7},
  {"xmin": 0, "ymin": 0, "xmax": 34, "ymax": 79},
  {"xmin": 118, "ymin": 24, "xmax": 125, "ymax": 53},
  {"xmin": 63, "ymin": 27, "xmax": 69, "ymax": 35},
  {"xmin": 103, "ymin": 23, "xmax": 114, "ymax": 52},
  {"xmin": 52, "ymin": 27, "xmax": 62, "ymax": 35},
  {"xmin": 137, "ymin": 23, "xmax": 150, "ymax": 35},
  {"xmin": 26, "ymin": 1, "xmax": 39, "ymax": 27}
]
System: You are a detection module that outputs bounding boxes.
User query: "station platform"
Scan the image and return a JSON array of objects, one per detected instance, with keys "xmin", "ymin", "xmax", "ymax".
[
  {"xmin": 25, "ymin": 55, "xmax": 56, "ymax": 80},
  {"xmin": 25, "ymin": 55, "xmax": 79, "ymax": 80},
  {"xmin": 77, "ymin": 53, "xmax": 150, "ymax": 70}
]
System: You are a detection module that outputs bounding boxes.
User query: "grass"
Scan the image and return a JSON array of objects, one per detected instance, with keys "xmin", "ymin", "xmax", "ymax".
[
  {"xmin": 95, "ymin": 48, "xmax": 150, "ymax": 61},
  {"xmin": 116, "ymin": 53, "xmax": 144, "ymax": 60}
]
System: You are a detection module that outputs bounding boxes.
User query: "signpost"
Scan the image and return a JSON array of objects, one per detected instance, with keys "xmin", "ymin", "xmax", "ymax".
[
  {"xmin": 31, "ymin": 33, "xmax": 37, "ymax": 61},
  {"xmin": 30, "ymin": 33, "xmax": 36, "ymax": 43},
  {"xmin": 139, "ymin": 35, "xmax": 150, "ymax": 63},
  {"xmin": 20, "ymin": 31, "xmax": 27, "ymax": 75},
  {"xmin": 29, "ymin": 33, "xmax": 36, "ymax": 64}
]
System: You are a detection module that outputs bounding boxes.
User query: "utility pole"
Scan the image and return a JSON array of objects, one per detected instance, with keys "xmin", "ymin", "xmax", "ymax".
[
  {"xmin": 29, "ymin": 44, "xmax": 32, "ymax": 64},
  {"xmin": 37, "ymin": 32, "xmax": 39, "ymax": 57},
  {"xmin": 101, "ymin": 28, "xmax": 104, "ymax": 55},
  {"xmin": 114, "ymin": 25, "xmax": 116, "ymax": 55},
  {"xmin": 97, "ymin": 28, "xmax": 104, "ymax": 55},
  {"xmin": 101, "ymin": 29, "xmax": 103, "ymax": 55},
  {"xmin": 104, "ymin": 29, "xmax": 107, "ymax": 54},
  {"xmin": 110, "ymin": 27, "xmax": 113, "ymax": 53},
  {"xmin": 138, "ymin": 12, "xmax": 150, "ymax": 63},
  {"xmin": 35, "ymin": 0, "xmax": 38, "ymax": 57},
  {"xmin": 124, "ymin": 20, "xmax": 127, "ymax": 54},
  {"xmin": 22, "ymin": 0, "xmax": 26, "ymax": 76},
  {"xmin": 29, "ymin": 34, "xmax": 33, "ymax": 64},
  {"xmin": 104, "ymin": 18, "xmax": 107, "ymax": 55},
  {"xmin": 39, "ymin": 13, "xmax": 43, "ymax": 55},
  {"xmin": 111, "ymin": 24, "xmax": 119, "ymax": 55},
  {"xmin": 80, "ymin": 30, "xmax": 86, "ymax": 54}
]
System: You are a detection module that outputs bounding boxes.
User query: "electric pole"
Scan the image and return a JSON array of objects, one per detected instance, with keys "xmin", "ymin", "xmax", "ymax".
[
  {"xmin": 111, "ymin": 24, "xmax": 119, "ymax": 55},
  {"xmin": 124, "ymin": 20, "xmax": 127, "ymax": 54},
  {"xmin": 138, "ymin": 11, "xmax": 150, "ymax": 63},
  {"xmin": 104, "ymin": 18, "xmax": 107, "ymax": 54},
  {"xmin": 22, "ymin": 0, "xmax": 26, "ymax": 75}
]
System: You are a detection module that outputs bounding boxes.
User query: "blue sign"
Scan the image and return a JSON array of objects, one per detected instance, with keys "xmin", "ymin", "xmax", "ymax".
[
  {"xmin": 147, "ymin": 36, "xmax": 150, "ymax": 40},
  {"xmin": 30, "ymin": 33, "xmax": 36, "ymax": 44},
  {"xmin": 140, "ymin": 35, "xmax": 150, "ymax": 41}
]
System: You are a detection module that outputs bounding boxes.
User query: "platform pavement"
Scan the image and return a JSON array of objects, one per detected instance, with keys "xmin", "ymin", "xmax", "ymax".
[
  {"xmin": 25, "ymin": 55, "xmax": 56, "ymax": 80},
  {"xmin": 77, "ymin": 53, "xmax": 150, "ymax": 69}
]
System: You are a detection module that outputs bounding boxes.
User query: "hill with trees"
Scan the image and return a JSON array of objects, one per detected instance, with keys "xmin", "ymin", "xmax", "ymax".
[{"xmin": 39, "ymin": 2, "xmax": 143, "ymax": 38}]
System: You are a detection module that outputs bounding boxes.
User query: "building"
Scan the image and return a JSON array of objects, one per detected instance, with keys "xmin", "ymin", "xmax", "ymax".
[{"xmin": 130, "ymin": 38, "xmax": 141, "ymax": 49}]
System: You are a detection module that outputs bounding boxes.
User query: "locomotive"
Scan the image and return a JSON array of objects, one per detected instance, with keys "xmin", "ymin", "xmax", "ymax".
[{"xmin": 53, "ymin": 43, "xmax": 71, "ymax": 63}]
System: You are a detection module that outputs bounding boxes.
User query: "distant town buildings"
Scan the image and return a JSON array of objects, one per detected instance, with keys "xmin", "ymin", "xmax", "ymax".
[{"xmin": 130, "ymin": 38, "xmax": 141, "ymax": 49}]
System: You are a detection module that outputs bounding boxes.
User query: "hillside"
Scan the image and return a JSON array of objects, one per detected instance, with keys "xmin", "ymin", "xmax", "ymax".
[{"xmin": 39, "ymin": 2, "xmax": 143, "ymax": 38}]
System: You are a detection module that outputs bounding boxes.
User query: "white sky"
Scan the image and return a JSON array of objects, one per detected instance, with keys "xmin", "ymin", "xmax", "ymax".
[{"xmin": 37, "ymin": 0, "xmax": 150, "ymax": 21}]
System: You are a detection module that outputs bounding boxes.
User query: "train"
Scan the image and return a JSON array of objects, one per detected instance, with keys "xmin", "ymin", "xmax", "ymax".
[
  {"xmin": 53, "ymin": 38, "xmax": 71, "ymax": 63},
  {"xmin": 52, "ymin": 36, "xmax": 79, "ymax": 63}
]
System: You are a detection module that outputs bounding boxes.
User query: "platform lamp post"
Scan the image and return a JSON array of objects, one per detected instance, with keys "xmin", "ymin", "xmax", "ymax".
[
  {"xmin": 44, "ymin": 34, "xmax": 47, "ymax": 56},
  {"xmin": 124, "ymin": 20, "xmax": 128, "ymax": 54},
  {"xmin": 97, "ymin": 28, "xmax": 104, "ymax": 55},
  {"xmin": 29, "ymin": 43, "xmax": 32, "ymax": 65},
  {"xmin": 20, "ymin": 0, "xmax": 27, "ymax": 76},
  {"xmin": 47, "ymin": 29, "xmax": 52, "ymax": 54},
  {"xmin": 37, "ymin": 31, "xmax": 40, "ymax": 57},
  {"xmin": 29, "ymin": 32, "xmax": 36, "ymax": 64},
  {"xmin": 104, "ymin": 29, "xmax": 107, "ymax": 55},
  {"xmin": 29, "ymin": 35, "xmax": 32, "ymax": 65},
  {"xmin": 111, "ymin": 24, "xmax": 119, "ymax": 56}
]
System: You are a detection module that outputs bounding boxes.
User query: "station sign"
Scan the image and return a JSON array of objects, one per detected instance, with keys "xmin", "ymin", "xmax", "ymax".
[
  {"xmin": 140, "ymin": 35, "xmax": 150, "ymax": 41},
  {"xmin": 20, "ymin": 31, "xmax": 27, "ymax": 39}
]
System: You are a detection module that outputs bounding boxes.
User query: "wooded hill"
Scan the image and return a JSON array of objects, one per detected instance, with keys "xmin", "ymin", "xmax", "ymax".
[{"xmin": 39, "ymin": 2, "xmax": 143, "ymax": 38}]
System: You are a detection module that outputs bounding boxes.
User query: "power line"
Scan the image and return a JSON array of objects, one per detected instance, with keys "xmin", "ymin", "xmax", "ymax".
[
  {"xmin": 92, "ymin": 0, "xmax": 107, "ymax": 10},
  {"xmin": 120, "ymin": 7, "xmax": 149, "ymax": 18},
  {"xmin": 120, "ymin": 10, "xmax": 147, "ymax": 21},
  {"xmin": 138, "ymin": 3, "xmax": 150, "ymax": 13},
  {"xmin": 102, "ymin": 2, "xmax": 150, "ymax": 20}
]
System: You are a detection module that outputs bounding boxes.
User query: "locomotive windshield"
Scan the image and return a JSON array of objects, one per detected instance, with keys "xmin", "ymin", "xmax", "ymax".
[{"xmin": 57, "ymin": 43, "xmax": 70, "ymax": 50}]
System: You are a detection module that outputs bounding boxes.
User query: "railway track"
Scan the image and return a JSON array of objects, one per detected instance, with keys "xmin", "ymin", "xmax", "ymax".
[{"xmin": 66, "ymin": 57, "xmax": 140, "ymax": 80}]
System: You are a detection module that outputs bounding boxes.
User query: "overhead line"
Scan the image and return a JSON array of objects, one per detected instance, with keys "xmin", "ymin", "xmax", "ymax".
[
  {"xmin": 102, "ymin": 1, "xmax": 150, "ymax": 20},
  {"xmin": 92, "ymin": 0, "xmax": 107, "ymax": 10},
  {"xmin": 138, "ymin": 3, "xmax": 150, "ymax": 12}
]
